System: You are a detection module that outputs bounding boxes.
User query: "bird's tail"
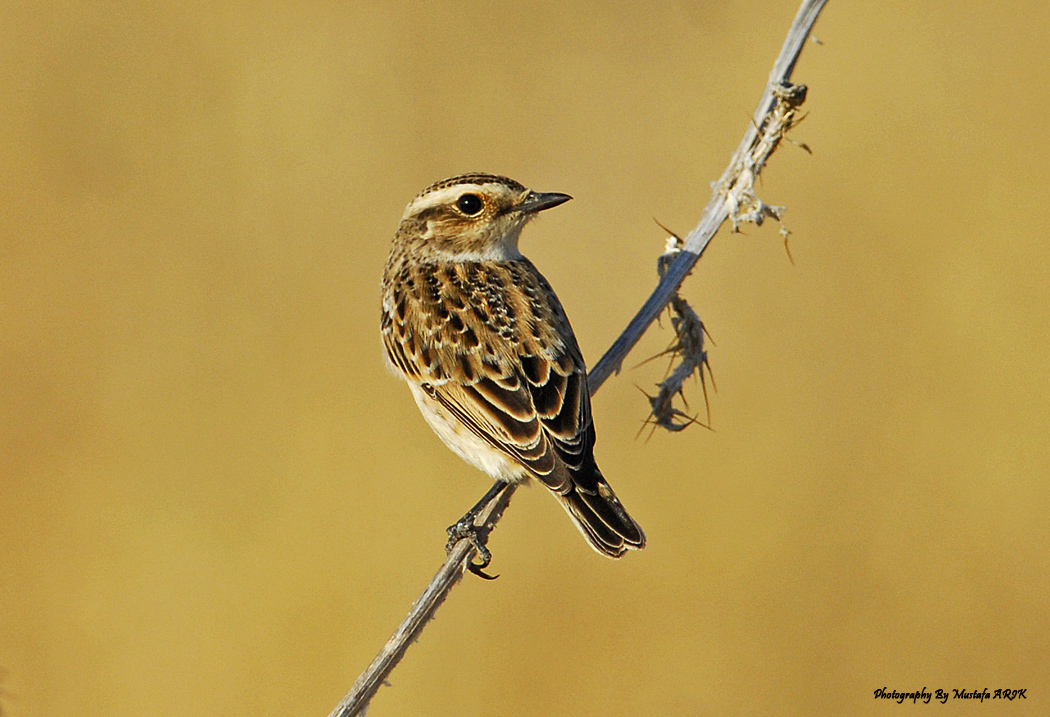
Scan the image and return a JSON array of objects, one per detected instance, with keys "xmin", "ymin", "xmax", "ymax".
[{"xmin": 553, "ymin": 469, "xmax": 645, "ymax": 558}]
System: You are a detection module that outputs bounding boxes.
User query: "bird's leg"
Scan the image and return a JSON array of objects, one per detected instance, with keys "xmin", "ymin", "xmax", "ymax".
[{"xmin": 446, "ymin": 479, "xmax": 509, "ymax": 580}]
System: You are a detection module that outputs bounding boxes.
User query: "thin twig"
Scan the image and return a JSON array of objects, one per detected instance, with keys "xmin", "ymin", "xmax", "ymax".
[
  {"xmin": 327, "ymin": 485, "xmax": 517, "ymax": 717},
  {"xmin": 329, "ymin": 1, "xmax": 827, "ymax": 714}
]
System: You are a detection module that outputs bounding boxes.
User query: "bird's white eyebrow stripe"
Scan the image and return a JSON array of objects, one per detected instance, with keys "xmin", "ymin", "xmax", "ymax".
[{"xmin": 404, "ymin": 185, "xmax": 486, "ymax": 217}]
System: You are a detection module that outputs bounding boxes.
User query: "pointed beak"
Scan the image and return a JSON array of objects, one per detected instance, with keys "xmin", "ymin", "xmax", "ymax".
[{"xmin": 518, "ymin": 190, "xmax": 572, "ymax": 215}]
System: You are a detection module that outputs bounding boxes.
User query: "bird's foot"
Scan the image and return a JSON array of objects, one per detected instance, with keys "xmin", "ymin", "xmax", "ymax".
[{"xmin": 446, "ymin": 519, "xmax": 499, "ymax": 580}]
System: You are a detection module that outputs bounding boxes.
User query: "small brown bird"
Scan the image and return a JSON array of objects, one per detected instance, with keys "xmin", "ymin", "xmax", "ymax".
[{"xmin": 380, "ymin": 173, "xmax": 644, "ymax": 567}]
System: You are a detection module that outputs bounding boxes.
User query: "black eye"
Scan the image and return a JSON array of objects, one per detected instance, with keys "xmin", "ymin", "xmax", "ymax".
[{"xmin": 456, "ymin": 193, "xmax": 483, "ymax": 215}]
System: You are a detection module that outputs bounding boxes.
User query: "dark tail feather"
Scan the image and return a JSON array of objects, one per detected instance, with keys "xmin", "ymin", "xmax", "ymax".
[{"xmin": 555, "ymin": 471, "xmax": 645, "ymax": 558}]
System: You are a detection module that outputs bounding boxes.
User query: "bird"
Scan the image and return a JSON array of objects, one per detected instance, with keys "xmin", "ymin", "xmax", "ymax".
[{"xmin": 380, "ymin": 173, "xmax": 645, "ymax": 572}]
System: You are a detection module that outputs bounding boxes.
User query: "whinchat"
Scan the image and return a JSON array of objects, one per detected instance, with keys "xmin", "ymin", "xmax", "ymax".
[{"xmin": 381, "ymin": 173, "xmax": 645, "ymax": 563}]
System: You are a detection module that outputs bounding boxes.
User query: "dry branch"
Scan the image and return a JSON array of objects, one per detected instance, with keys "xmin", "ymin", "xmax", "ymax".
[{"xmin": 328, "ymin": 1, "xmax": 827, "ymax": 714}]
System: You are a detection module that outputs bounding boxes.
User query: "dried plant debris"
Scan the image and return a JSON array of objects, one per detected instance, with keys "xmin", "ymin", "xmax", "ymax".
[
  {"xmin": 722, "ymin": 80, "xmax": 810, "ymax": 261},
  {"xmin": 639, "ymin": 228, "xmax": 715, "ymax": 437}
]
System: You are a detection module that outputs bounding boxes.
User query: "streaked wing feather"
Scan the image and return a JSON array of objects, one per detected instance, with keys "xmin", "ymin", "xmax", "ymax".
[{"xmin": 425, "ymin": 381, "xmax": 559, "ymax": 479}]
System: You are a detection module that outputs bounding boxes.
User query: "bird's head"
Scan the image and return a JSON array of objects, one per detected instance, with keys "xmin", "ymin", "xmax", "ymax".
[{"xmin": 394, "ymin": 173, "xmax": 571, "ymax": 262}]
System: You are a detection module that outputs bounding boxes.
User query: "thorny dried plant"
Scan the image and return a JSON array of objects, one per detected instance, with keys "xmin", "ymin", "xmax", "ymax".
[
  {"xmin": 331, "ymin": 1, "xmax": 827, "ymax": 707},
  {"xmin": 638, "ymin": 225, "xmax": 715, "ymax": 438},
  {"xmin": 641, "ymin": 81, "xmax": 810, "ymax": 436}
]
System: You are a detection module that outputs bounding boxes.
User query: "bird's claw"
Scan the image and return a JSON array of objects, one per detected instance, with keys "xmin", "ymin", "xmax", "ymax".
[{"xmin": 447, "ymin": 520, "xmax": 499, "ymax": 580}]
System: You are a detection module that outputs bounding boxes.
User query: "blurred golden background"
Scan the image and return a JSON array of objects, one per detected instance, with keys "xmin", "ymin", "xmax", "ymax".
[{"xmin": 2, "ymin": 1, "xmax": 1048, "ymax": 715}]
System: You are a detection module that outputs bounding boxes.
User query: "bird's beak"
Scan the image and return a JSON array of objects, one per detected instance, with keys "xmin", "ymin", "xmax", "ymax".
[{"xmin": 518, "ymin": 191, "xmax": 572, "ymax": 215}]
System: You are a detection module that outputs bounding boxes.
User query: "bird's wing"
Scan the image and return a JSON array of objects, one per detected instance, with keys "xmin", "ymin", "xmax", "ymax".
[
  {"xmin": 417, "ymin": 334, "xmax": 643, "ymax": 557},
  {"xmin": 381, "ymin": 258, "xmax": 593, "ymax": 489},
  {"xmin": 418, "ymin": 351, "xmax": 590, "ymax": 493}
]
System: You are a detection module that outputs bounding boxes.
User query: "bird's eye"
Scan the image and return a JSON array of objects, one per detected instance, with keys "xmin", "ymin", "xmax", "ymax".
[{"xmin": 456, "ymin": 193, "xmax": 483, "ymax": 215}]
